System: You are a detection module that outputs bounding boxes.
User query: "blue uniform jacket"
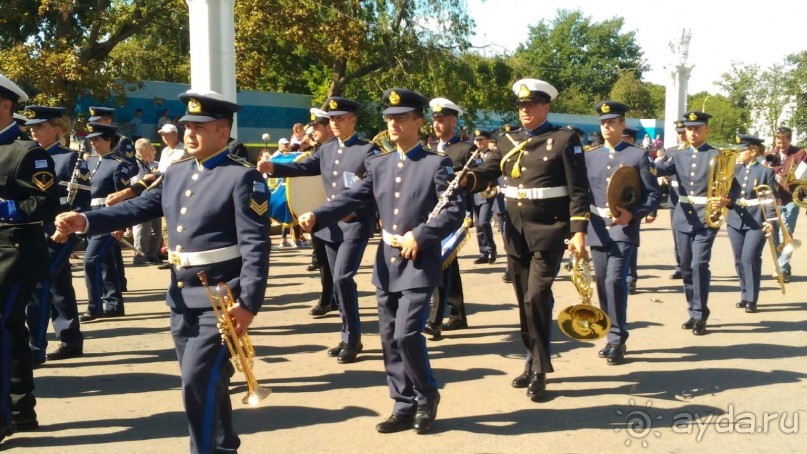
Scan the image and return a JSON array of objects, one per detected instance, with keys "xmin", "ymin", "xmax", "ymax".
[
  {"xmin": 585, "ymin": 142, "xmax": 660, "ymax": 247},
  {"xmin": 270, "ymin": 134, "xmax": 379, "ymax": 242},
  {"xmin": 46, "ymin": 143, "xmax": 91, "ymax": 215},
  {"xmin": 653, "ymin": 143, "xmax": 720, "ymax": 232},
  {"xmin": 87, "ymin": 152, "xmax": 133, "ymax": 208},
  {"xmin": 313, "ymin": 145, "xmax": 465, "ymax": 292},
  {"xmin": 727, "ymin": 162, "xmax": 777, "ymax": 231},
  {"xmin": 82, "ymin": 150, "xmax": 270, "ymax": 314}
]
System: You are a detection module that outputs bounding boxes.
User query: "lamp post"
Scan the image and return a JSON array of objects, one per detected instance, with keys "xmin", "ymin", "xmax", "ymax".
[{"xmin": 702, "ymin": 95, "xmax": 712, "ymax": 112}]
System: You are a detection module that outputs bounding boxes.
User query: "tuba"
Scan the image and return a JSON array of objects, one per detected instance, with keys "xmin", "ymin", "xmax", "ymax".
[
  {"xmin": 198, "ymin": 272, "xmax": 271, "ymax": 406},
  {"xmin": 557, "ymin": 251, "xmax": 610, "ymax": 341},
  {"xmin": 754, "ymin": 185, "xmax": 787, "ymax": 294},
  {"xmin": 705, "ymin": 148, "xmax": 740, "ymax": 228},
  {"xmin": 783, "ymin": 161, "xmax": 807, "ymax": 208},
  {"xmin": 372, "ymin": 130, "xmax": 396, "ymax": 154}
]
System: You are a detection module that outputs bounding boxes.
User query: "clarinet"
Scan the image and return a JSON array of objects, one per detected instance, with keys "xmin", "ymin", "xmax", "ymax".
[
  {"xmin": 428, "ymin": 147, "xmax": 483, "ymax": 220},
  {"xmin": 65, "ymin": 152, "xmax": 85, "ymax": 208}
]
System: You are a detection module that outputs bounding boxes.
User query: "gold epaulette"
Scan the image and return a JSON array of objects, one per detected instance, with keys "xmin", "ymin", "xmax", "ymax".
[{"xmin": 227, "ymin": 154, "xmax": 255, "ymax": 167}]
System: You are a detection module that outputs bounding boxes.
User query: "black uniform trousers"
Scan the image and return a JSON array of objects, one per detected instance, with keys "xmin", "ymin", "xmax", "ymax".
[
  {"xmin": 727, "ymin": 226, "xmax": 766, "ymax": 304},
  {"xmin": 473, "ymin": 198, "xmax": 497, "ymax": 258},
  {"xmin": 428, "ymin": 259, "xmax": 465, "ymax": 326},
  {"xmin": 84, "ymin": 233, "xmax": 125, "ymax": 314},
  {"xmin": 509, "ymin": 233, "xmax": 564, "ymax": 374},
  {"xmin": 27, "ymin": 236, "xmax": 83, "ymax": 362},
  {"xmin": 674, "ymin": 228, "xmax": 719, "ymax": 321},
  {"xmin": 591, "ymin": 241, "xmax": 634, "ymax": 345},
  {"xmin": 170, "ymin": 309, "xmax": 238, "ymax": 454},
  {"xmin": 376, "ymin": 287, "xmax": 439, "ymax": 416},
  {"xmin": 323, "ymin": 238, "xmax": 368, "ymax": 346},
  {"xmin": 311, "ymin": 235, "xmax": 334, "ymax": 309}
]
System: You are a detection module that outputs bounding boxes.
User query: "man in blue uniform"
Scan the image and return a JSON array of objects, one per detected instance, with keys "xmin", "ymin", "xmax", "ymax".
[
  {"xmin": 23, "ymin": 106, "xmax": 91, "ymax": 364},
  {"xmin": 424, "ymin": 98, "xmax": 475, "ymax": 336},
  {"xmin": 654, "ymin": 111, "xmax": 726, "ymax": 335},
  {"xmin": 472, "ymin": 129, "xmax": 499, "ymax": 265},
  {"xmin": 585, "ymin": 101, "xmax": 660, "ymax": 364},
  {"xmin": 658, "ymin": 121, "xmax": 688, "ymax": 280},
  {"xmin": 299, "ymin": 88, "xmax": 464, "ymax": 434},
  {"xmin": 258, "ymin": 96, "xmax": 378, "ymax": 364},
  {"xmin": 56, "ymin": 90, "xmax": 270, "ymax": 453},
  {"xmin": 727, "ymin": 135, "xmax": 777, "ymax": 313},
  {"xmin": 78, "ymin": 123, "xmax": 132, "ymax": 321},
  {"xmin": 0, "ymin": 74, "xmax": 60, "ymax": 444},
  {"xmin": 463, "ymin": 79, "xmax": 589, "ymax": 400}
]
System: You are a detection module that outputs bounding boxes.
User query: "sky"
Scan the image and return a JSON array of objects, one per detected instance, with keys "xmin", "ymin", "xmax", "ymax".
[{"xmin": 467, "ymin": 0, "xmax": 804, "ymax": 95}]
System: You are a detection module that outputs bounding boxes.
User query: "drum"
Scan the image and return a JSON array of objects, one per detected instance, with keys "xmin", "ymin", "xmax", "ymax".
[{"xmin": 286, "ymin": 152, "xmax": 327, "ymax": 217}]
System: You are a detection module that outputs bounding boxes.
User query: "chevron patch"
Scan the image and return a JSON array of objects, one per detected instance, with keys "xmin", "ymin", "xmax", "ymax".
[
  {"xmin": 250, "ymin": 198, "xmax": 268, "ymax": 216},
  {"xmin": 32, "ymin": 171, "xmax": 55, "ymax": 191}
]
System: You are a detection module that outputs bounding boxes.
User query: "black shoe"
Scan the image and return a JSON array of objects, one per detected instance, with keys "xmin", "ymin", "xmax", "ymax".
[
  {"xmin": 681, "ymin": 317, "xmax": 696, "ymax": 329},
  {"xmin": 670, "ymin": 271, "xmax": 682, "ymax": 279},
  {"xmin": 502, "ymin": 272, "xmax": 512, "ymax": 284},
  {"xmin": 132, "ymin": 256, "xmax": 148, "ymax": 266},
  {"xmin": 306, "ymin": 263, "xmax": 320, "ymax": 272},
  {"xmin": 423, "ymin": 323, "xmax": 442, "ymax": 340},
  {"xmin": 103, "ymin": 309, "xmax": 125, "ymax": 318},
  {"xmin": 736, "ymin": 301, "xmax": 748, "ymax": 308},
  {"xmin": 308, "ymin": 305, "xmax": 334, "ymax": 316},
  {"xmin": 376, "ymin": 413, "xmax": 414, "ymax": 434},
  {"xmin": 782, "ymin": 272, "xmax": 791, "ymax": 283},
  {"xmin": 488, "ymin": 253, "xmax": 497, "ymax": 264},
  {"xmin": 745, "ymin": 303, "xmax": 758, "ymax": 313},
  {"xmin": 413, "ymin": 394, "xmax": 440, "ymax": 434},
  {"xmin": 692, "ymin": 320, "xmax": 707, "ymax": 335},
  {"xmin": 79, "ymin": 312, "xmax": 98, "ymax": 322},
  {"xmin": 157, "ymin": 262, "xmax": 172, "ymax": 270},
  {"xmin": 598, "ymin": 343, "xmax": 616, "ymax": 358},
  {"xmin": 326, "ymin": 342, "xmax": 344, "ymax": 357},
  {"xmin": 0, "ymin": 423, "xmax": 15, "ymax": 443},
  {"xmin": 627, "ymin": 281, "xmax": 637, "ymax": 295},
  {"xmin": 511, "ymin": 371, "xmax": 530, "ymax": 389},
  {"xmin": 47, "ymin": 344, "xmax": 83, "ymax": 361},
  {"xmin": 607, "ymin": 344, "xmax": 626, "ymax": 365},
  {"xmin": 11, "ymin": 418, "xmax": 38, "ymax": 432},
  {"xmin": 337, "ymin": 342, "xmax": 363, "ymax": 364},
  {"xmin": 440, "ymin": 319, "xmax": 468, "ymax": 331},
  {"xmin": 473, "ymin": 255, "xmax": 489, "ymax": 264},
  {"xmin": 527, "ymin": 372, "xmax": 547, "ymax": 401}
]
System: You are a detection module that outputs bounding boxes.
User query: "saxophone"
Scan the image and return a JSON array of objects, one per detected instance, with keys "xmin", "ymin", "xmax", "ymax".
[{"xmin": 705, "ymin": 148, "xmax": 739, "ymax": 228}]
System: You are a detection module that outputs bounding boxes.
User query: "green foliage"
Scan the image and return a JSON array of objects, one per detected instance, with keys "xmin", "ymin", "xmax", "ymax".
[
  {"xmin": 608, "ymin": 71, "xmax": 657, "ymax": 118},
  {"xmin": 688, "ymin": 92, "xmax": 746, "ymax": 145}
]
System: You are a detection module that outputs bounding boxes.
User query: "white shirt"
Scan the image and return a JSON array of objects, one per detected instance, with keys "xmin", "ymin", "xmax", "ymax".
[{"xmin": 158, "ymin": 143, "xmax": 187, "ymax": 172}]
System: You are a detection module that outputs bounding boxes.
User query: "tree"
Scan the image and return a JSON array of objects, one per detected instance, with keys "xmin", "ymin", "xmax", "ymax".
[
  {"xmin": 0, "ymin": 0, "xmax": 178, "ymax": 110},
  {"xmin": 512, "ymin": 9, "xmax": 646, "ymax": 114},
  {"xmin": 608, "ymin": 71, "xmax": 657, "ymax": 118},
  {"xmin": 688, "ymin": 91, "xmax": 746, "ymax": 144},
  {"xmin": 785, "ymin": 51, "xmax": 807, "ymax": 146}
]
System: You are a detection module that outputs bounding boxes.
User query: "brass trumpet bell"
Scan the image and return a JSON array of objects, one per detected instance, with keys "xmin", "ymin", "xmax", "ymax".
[
  {"xmin": 244, "ymin": 383, "xmax": 272, "ymax": 406},
  {"xmin": 558, "ymin": 304, "xmax": 611, "ymax": 340}
]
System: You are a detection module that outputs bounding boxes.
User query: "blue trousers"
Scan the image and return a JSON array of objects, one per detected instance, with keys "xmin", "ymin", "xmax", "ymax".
[
  {"xmin": 84, "ymin": 233, "xmax": 125, "ymax": 314},
  {"xmin": 376, "ymin": 287, "xmax": 438, "ymax": 416},
  {"xmin": 171, "ymin": 309, "xmax": 239, "ymax": 454},
  {"xmin": 473, "ymin": 198, "xmax": 497, "ymax": 257},
  {"xmin": 591, "ymin": 242, "xmax": 634, "ymax": 344},
  {"xmin": 27, "ymin": 235, "xmax": 83, "ymax": 362},
  {"xmin": 674, "ymin": 228, "xmax": 719, "ymax": 321},
  {"xmin": 727, "ymin": 226, "xmax": 766, "ymax": 304},
  {"xmin": 428, "ymin": 258, "xmax": 465, "ymax": 326},
  {"xmin": 323, "ymin": 238, "xmax": 368, "ymax": 346}
]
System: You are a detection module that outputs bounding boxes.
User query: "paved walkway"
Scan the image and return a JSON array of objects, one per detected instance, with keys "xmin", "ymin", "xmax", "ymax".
[{"xmin": 4, "ymin": 210, "xmax": 805, "ymax": 452}]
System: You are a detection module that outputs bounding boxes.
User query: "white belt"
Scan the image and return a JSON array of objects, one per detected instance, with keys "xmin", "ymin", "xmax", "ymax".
[
  {"xmin": 589, "ymin": 204, "xmax": 612, "ymax": 217},
  {"xmin": 91, "ymin": 197, "xmax": 106, "ymax": 207},
  {"xmin": 737, "ymin": 198, "xmax": 773, "ymax": 208},
  {"xmin": 381, "ymin": 230, "xmax": 404, "ymax": 248},
  {"xmin": 678, "ymin": 195, "xmax": 708, "ymax": 205},
  {"xmin": 167, "ymin": 245, "xmax": 241, "ymax": 268},
  {"xmin": 501, "ymin": 185, "xmax": 568, "ymax": 200}
]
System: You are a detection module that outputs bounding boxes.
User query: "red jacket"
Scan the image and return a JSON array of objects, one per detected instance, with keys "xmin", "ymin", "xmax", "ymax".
[{"xmin": 772, "ymin": 145, "xmax": 807, "ymax": 204}]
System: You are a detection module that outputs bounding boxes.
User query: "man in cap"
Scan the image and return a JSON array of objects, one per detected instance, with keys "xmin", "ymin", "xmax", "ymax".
[
  {"xmin": 157, "ymin": 123, "xmax": 186, "ymax": 172},
  {"xmin": 767, "ymin": 126, "xmax": 805, "ymax": 282},
  {"xmin": 462, "ymin": 78, "xmax": 589, "ymax": 400},
  {"xmin": 471, "ymin": 129, "xmax": 500, "ymax": 265},
  {"xmin": 258, "ymin": 96, "xmax": 379, "ymax": 363},
  {"xmin": 656, "ymin": 120, "xmax": 688, "ymax": 279},
  {"xmin": 23, "ymin": 105, "xmax": 91, "ymax": 365},
  {"xmin": 300, "ymin": 108, "xmax": 337, "ymax": 316},
  {"xmin": 585, "ymin": 101, "xmax": 660, "ymax": 364},
  {"xmin": 299, "ymin": 88, "xmax": 464, "ymax": 433},
  {"xmin": 654, "ymin": 111, "xmax": 725, "ymax": 335},
  {"xmin": 424, "ymin": 97, "xmax": 475, "ymax": 337},
  {"xmin": 0, "ymin": 74, "xmax": 60, "ymax": 444},
  {"xmin": 12, "ymin": 113, "xmax": 28, "ymax": 136},
  {"xmin": 56, "ymin": 89, "xmax": 270, "ymax": 453}
]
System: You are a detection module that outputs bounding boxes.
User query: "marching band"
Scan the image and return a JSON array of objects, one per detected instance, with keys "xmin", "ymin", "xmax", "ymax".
[{"xmin": 1, "ymin": 69, "xmax": 805, "ymax": 450}]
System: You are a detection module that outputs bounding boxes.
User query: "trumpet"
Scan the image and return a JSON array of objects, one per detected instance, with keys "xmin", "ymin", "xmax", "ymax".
[
  {"xmin": 198, "ymin": 272, "xmax": 271, "ymax": 406},
  {"xmin": 754, "ymin": 185, "xmax": 786, "ymax": 294},
  {"xmin": 557, "ymin": 250, "xmax": 610, "ymax": 341},
  {"xmin": 705, "ymin": 148, "xmax": 739, "ymax": 228}
]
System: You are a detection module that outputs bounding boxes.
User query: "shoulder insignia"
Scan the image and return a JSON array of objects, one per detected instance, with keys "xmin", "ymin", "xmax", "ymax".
[
  {"xmin": 121, "ymin": 178, "xmax": 130, "ymax": 186},
  {"xmin": 228, "ymin": 154, "xmax": 255, "ymax": 167},
  {"xmin": 32, "ymin": 171, "xmax": 55, "ymax": 191},
  {"xmin": 250, "ymin": 197, "xmax": 268, "ymax": 216}
]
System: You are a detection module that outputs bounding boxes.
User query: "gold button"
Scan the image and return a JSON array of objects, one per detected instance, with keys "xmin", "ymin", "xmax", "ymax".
[
  {"xmin": 395, "ymin": 177, "xmax": 401, "ymax": 183},
  {"xmin": 607, "ymin": 166, "xmax": 611, "ymax": 170},
  {"xmin": 524, "ymin": 151, "xmax": 529, "ymax": 155},
  {"xmin": 338, "ymin": 149, "xmax": 343, "ymax": 154},
  {"xmin": 398, "ymin": 162, "xmax": 404, "ymax": 168},
  {"xmin": 177, "ymin": 226, "xmax": 184, "ymax": 232},
  {"xmin": 690, "ymin": 191, "xmax": 695, "ymax": 195},
  {"xmin": 503, "ymin": 177, "xmax": 508, "ymax": 181},
  {"xmin": 691, "ymin": 172, "xmax": 695, "ymax": 176},
  {"xmin": 177, "ymin": 282, "xmax": 184, "ymax": 289},
  {"xmin": 335, "ymin": 160, "xmax": 340, "ymax": 164},
  {"xmin": 394, "ymin": 208, "xmax": 399, "ymax": 215},
  {"xmin": 14, "ymin": 243, "xmax": 20, "ymax": 248},
  {"xmin": 542, "ymin": 157, "xmax": 548, "ymax": 161},
  {"xmin": 692, "ymin": 163, "xmax": 696, "ymax": 168},
  {"xmin": 395, "ymin": 192, "xmax": 400, "ymax": 198},
  {"xmin": 689, "ymin": 211, "xmax": 694, "ymax": 214},
  {"xmin": 507, "ymin": 159, "xmax": 512, "ymax": 163},
  {"xmin": 517, "ymin": 202, "xmax": 523, "ymax": 207},
  {"xmin": 392, "ymin": 224, "xmax": 398, "ymax": 230},
  {"xmin": 180, "ymin": 207, "xmax": 187, "ymax": 214},
  {"xmin": 191, "ymin": 174, "xmax": 199, "ymax": 181},
  {"xmin": 521, "ymin": 167, "xmax": 526, "ymax": 171},
  {"xmin": 518, "ymin": 184, "xmax": 524, "ymax": 188},
  {"xmin": 390, "ymin": 257, "xmax": 397, "ymax": 263},
  {"xmin": 609, "ymin": 155, "xmax": 613, "ymax": 159},
  {"xmin": 605, "ymin": 202, "xmax": 609, "ymax": 207},
  {"xmin": 176, "ymin": 245, "xmax": 183, "ymax": 252},
  {"xmin": 333, "ymin": 171, "xmax": 338, "ymax": 175},
  {"xmin": 332, "ymin": 182, "xmax": 337, "ymax": 187},
  {"xmin": 185, "ymin": 189, "xmax": 192, "ymax": 197},
  {"xmin": 606, "ymin": 178, "xmax": 611, "ymax": 182}
]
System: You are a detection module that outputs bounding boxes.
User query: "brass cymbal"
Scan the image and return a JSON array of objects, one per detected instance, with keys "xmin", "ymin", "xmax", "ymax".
[{"xmin": 606, "ymin": 166, "xmax": 642, "ymax": 213}]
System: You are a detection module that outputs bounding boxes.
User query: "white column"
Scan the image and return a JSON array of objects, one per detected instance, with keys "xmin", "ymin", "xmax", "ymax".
[
  {"xmin": 664, "ymin": 64, "xmax": 692, "ymax": 149},
  {"xmin": 186, "ymin": 0, "xmax": 239, "ymax": 137}
]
